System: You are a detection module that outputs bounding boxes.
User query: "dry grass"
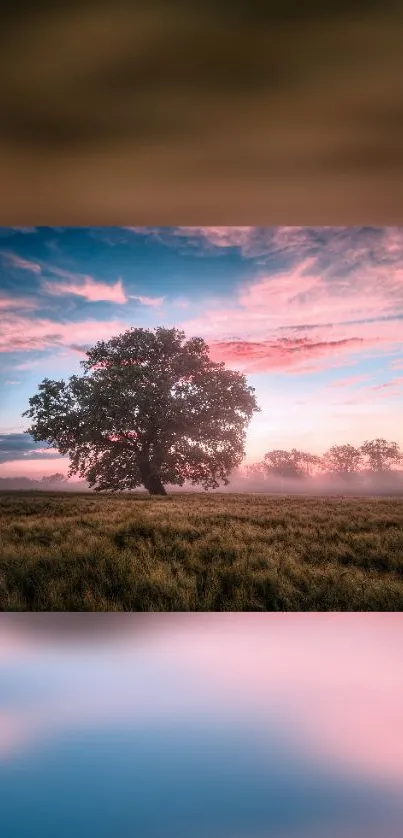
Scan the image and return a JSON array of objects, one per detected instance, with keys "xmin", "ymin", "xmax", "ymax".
[{"xmin": 1, "ymin": 490, "xmax": 403, "ymax": 611}]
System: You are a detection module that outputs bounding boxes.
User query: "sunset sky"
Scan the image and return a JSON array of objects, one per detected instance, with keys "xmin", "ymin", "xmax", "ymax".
[{"xmin": 1, "ymin": 226, "xmax": 402, "ymax": 478}]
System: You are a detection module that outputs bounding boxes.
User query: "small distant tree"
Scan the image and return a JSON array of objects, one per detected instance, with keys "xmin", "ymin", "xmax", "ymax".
[
  {"xmin": 41, "ymin": 472, "xmax": 67, "ymax": 484},
  {"xmin": 321, "ymin": 444, "xmax": 363, "ymax": 478},
  {"xmin": 23, "ymin": 327, "xmax": 260, "ymax": 496},
  {"xmin": 360, "ymin": 438, "xmax": 402, "ymax": 473},
  {"xmin": 295, "ymin": 450, "xmax": 322, "ymax": 477},
  {"xmin": 263, "ymin": 450, "xmax": 300, "ymax": 479},
  {"xmin": 263, "ymin": 448, "xmax": 318, "ymax": 479},
  {"xmin": 244, "ymin": 462, "xmax": 266, "ymax": 479}
]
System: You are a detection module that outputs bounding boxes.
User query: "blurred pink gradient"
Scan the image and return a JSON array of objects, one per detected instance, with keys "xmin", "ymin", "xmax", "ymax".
[{"xmin": 1, "ymin": 614, "xmax": 402, "ymax": 789}]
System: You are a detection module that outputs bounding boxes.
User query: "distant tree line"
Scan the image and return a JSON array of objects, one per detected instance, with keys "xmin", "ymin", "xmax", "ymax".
[{"xmin": 247, "ymin": 439, "xmax": 403, "ymax": 482}]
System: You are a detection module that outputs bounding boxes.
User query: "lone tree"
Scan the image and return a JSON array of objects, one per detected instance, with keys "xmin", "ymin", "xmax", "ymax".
[{"xmin": 23, "ymin": 327, "xmax": 260, "ymax": 495}]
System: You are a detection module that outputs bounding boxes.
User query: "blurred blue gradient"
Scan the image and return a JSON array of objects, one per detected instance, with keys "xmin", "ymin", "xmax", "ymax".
[{"xmin": 0, "ymin": 614, "xmax": 402, "ymax": 836}]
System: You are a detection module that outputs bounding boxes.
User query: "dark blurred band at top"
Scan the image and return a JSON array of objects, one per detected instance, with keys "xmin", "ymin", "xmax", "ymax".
[{"xmin": 0, "ymin": 0, "xmax": 402, "ymax": 224}]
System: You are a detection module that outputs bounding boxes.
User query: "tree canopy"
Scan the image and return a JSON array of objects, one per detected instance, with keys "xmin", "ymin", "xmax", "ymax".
[
  {"xmin": 321, "ymin": 444, "xmax": 363, "ymax": 477},
  {"xmin": 360, "ymin": 438, "xmax": 402, "ymax": 473},
  {"xmin": 23, "ymin": 327, "xmax": 260, "ymax": 495},
  {"xmin": 263, "ymin": 448, "xmax": 320, "ymax": 479}
]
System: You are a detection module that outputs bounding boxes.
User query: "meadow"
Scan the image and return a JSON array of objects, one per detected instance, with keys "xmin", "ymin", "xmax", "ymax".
[{"xmin": 0, "ymin": 491, "xmax": 403, "ymax": 611}]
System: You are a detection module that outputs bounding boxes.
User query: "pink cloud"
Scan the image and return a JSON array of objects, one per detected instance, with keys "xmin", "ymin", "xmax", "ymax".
[
  {"xmin": 42, "ymin": 274, "xmax": 127, "ymax": 304},
  {"xmin": 1, "ymin": 252, "xmax": 41, "ymax": 274},
  {"xmin": 179, "ymin": 242, "xmax": 403, "ymax": 372},
  {"xmin": 329, "ymin": 374, "xmax": 370, "ymax": 388},
  {"xmin": 128, "ymin": 294, "xmax": 165, "ymax": 306},
  {"xmin": 126, "ymin": 226, "xmax": 257, "ymax": 255},
  {"xmin": 0, "ymin": 313, "xmax": 127, "ymax": 353},
  {"xmin": 0, "ymin": 294, "xmax": 37, "ymax": 311},
  {"xmin": 0, "ymin": 459, "xmax": 68, "ymax": 478},
  {"xmin": 136, "ymin": 227, "xmax": 403, "ymax": 271},
  {"xmin": 174, "ymin": 226, "xmax": 255, "ymax": 248},
  {"xmin": 370, "ymin": 377, "xmax": 403, "ymax": 391},
  {"xmin": 208, "ymin": 337, "xmax": 365, "ymax": 373}
]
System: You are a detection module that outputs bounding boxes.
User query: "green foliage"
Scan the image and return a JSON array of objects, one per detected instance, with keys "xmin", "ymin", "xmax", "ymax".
[
  {"xmin": 23, "ymin": 327, "xmax": 259, "ymax": 495},
  {"xmin": 1, "ymin": 491, "xmax": 403, "ymax": 611}
]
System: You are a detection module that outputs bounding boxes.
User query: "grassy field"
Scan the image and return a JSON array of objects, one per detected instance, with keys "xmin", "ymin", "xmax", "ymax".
[{"xmin": 0, "ymin": 491, "xmax": 403, "ymax": 611}]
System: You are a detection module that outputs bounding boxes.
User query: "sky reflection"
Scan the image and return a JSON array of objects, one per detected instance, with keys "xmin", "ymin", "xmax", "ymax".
[{"xmin": 0, "ymin": 614, "xmax": 402, "ymax": 837}]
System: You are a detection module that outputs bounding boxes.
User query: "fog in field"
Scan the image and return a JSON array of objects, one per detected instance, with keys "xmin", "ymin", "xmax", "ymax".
[
  {"xmin": 0, "ymin": 614, "xmax": 402, "ymax": 837},
  {"xmin": 223, "ymin": 469, "xmax": 403, "ymax": 496},
  {"xmin": 1, "ymin": 470, "xmax": 402, "ymax": 496}
]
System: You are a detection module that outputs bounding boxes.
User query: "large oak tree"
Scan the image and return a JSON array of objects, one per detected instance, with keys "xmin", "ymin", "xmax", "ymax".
[{"xmin": 23, "ymin": 327, "xmax": 260, "ymax": 495}]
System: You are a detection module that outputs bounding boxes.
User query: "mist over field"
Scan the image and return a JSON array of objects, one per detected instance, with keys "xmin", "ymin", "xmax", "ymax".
[{"xmin": 2, "ymin": 469, "xmax": 403, "ymax": 496}]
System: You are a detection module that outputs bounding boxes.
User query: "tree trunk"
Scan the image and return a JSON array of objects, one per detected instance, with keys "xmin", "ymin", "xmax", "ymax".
[
  {"xmin": 147, "ymin": 474, "xmax": 167, "ymax": 496},
  {"xmin": 139, "ymin": 458, "xmax": 167, "ymax": 496}
]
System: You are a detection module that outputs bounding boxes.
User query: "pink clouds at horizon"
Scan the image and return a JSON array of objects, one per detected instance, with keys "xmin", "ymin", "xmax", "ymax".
[{"xmin": 0, "ymin": 458, "xmax": 69, "ymax": 479}]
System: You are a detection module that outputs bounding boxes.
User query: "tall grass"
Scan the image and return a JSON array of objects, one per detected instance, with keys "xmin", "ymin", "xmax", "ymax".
[{"xmin": 1, "ymin": 491, "xmax": 402, "ymax": 611}]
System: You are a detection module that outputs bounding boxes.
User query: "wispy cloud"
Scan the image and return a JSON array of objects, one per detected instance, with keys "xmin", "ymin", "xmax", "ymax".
[
  {"xmin": 0, "ymin": 294, "xmax": 37, "ymax": 311},
  {"xmin": 329, "ymin": 374, "xmax": 370, "ymax": 388},
  {"xmin": 1, "ymin": 250, "xmax": 129, "ymax": 304},
  {"xmin": 128, "ymin": 294, "xmax": 165, "ymax": 306},
  {"xmin": 128, "ymin": 226, "xmax": 403, "ymax": 266},
  {"xmin": 11, "ymin": 227, "xmax": 37, "ymax": 234},
  {"xmin": 178, "ymin": 232, "xmax": 403, "ymax": 373},
  {"xmin": 0, "ymin": 434, "xmax": 61, "ymax": 462},
  {"xmin": 42, "ymin": 273, "xmax": 128, "ymax": 304},
  {"xmin": 1, "ymin": 252, "xmax": 41, "ymax": 274},
  {"xmin": 0, "ymin": 313, "xmax": 126, "ymax": 353},
  {"xmin": 370, "ymin": 377, "xmax": 403, "ymax": 391},
  {"xmin": 208, "ymin": 337, "xmax": 365, "ymax": 373}
]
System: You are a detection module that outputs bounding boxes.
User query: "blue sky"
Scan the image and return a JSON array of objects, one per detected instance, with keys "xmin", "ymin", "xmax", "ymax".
[{"xmin": 1, "ymin": 226, "xmax": 402, "ymax": 477}]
